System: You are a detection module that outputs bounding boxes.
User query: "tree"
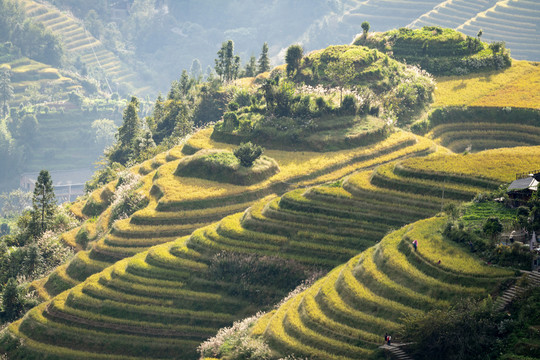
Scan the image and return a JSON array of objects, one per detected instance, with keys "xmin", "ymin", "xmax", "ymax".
[
  {"xmin": 234, "ymin": 142, "xmax": 263, "ymax": 167},
  {"xmin": 190, "ymin": 59, "xmax": 202, "ymax": 81},
  {"xmin": 29, "ymin": 169, "xmax": 56, "ymax": 238},
  {"xmin": 0, "ymin": 68, "xmax": 13, "ymax": 117},
  {"xmin": 109, "ymin": 96, "xmax": 142, "ymax": 164},
  {"xmin": 2, "ymin": 278, "xmax": 23, "ymax": 322},
  {"xmin": 483, "ymin": 217, "xmax": 503, "ymax": 244},
  {"xmin": 488, "ymin": 41, "xmax": 504, "ymax": 57},
  {"xmin": 325, "ymin": 60, "xmax": 356, "ymax": 106},
  {"xmin": 258, "ymin": 42, "xmax": 270, "ymax": 74},
  {"xmin": 477, "ymin": 29, "xmax": 483, "ymax": 41},
  {"xmin": 215, "ymin": 40, "xmax": 241, "ymax": 82},
  {"xmin": 91, "ymin": 118, "xmax": 117, "ymax": 148},
  {"xmin": 0, "ymin": 223, "xmax": 9, "ymax": 236},
  {"xmin": 244, "ymin": 56, "xmax": 257, "ymax": 77},
  {"xmin": 285, "ymin": 44, "xmax": 303, "ymax": 77},
  {"xmin": 361, "ymin": 21, "xmax": 370, "ymax": 39}
]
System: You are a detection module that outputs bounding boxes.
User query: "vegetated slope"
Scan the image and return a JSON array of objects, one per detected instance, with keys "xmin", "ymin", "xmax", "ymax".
[
  {"xmin": 1, "ymin": 57, "xmax": 80, "ymax": 104},
  {"xmin": 30, "ymin": 128, "xmax": 435, "ymax": 302},
  {"xmin": 353, "ymin": 26, "xmax": 511, "ymax": 76},
  {"xmin": 433, "ymin": 60, "xmax": 540, "ymax": 109},
  {"xmin": 409, "ymin": 0, "xmax": 540, "ymax": 61},
  {"xmin": 2, "ymin": 141, "xmax": 516, "ymax": 359},
  {"xmin": 18, "ymin": 0, "xmax": 151, "ymax": 95},
  {"xmin": 254, "ymin": 216, "xmax": 514, "ymax": 360}
]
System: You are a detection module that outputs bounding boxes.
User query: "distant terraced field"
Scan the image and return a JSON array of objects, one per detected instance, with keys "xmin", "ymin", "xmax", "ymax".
[
  {"xmin": 1, "ymin": 57, "xmax": 81, "ymax": 104},
  {"xmin": 409, "ymin": 0, "xmax": 540, "ymax": 61},
  {"xmin": 17, "ymin": 0, "xmax": 152, "ymax": 95}
]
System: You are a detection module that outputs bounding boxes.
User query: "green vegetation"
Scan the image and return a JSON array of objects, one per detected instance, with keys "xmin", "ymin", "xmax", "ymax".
[
  {"xmin": 354, "ymin": 26, "xmax": 512, "ymax": 76},
  {"xmin": 175, "ymin": 149, "xmax": 279, "ymax": 186}
]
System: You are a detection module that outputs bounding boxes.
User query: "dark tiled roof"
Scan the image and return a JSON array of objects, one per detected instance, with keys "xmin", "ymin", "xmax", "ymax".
[{"xmin": 508, "ymin": 177, "xmax": 539, "ymax": 191}]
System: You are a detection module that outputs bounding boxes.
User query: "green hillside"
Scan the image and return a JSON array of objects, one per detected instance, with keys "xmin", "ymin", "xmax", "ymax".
[
  {"xmin": 354, "ymin": 26, "xmax": 511, "ymax": 76},
  {"xmin": 18, "ymin": 0, "xmax": 152, "ymax": 95}
]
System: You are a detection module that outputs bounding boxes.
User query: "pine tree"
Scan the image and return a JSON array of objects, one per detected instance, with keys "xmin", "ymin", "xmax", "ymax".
[
  {"xmin": 29, "ymin": 170, "xmax": 56, "ymax": 238},
  {"xmin": 108, "ymin": 96, "xmax": 143, "ymax": 164},
  {"xmin": 244, "ymin": 56, "xmax": 257, "ymax": 77},
  {"xmin": 190, "ymin": 59, "xmax": 202, "ymax": 81},
  {"xmin": 214, "ymin": 40, "xmax": 241, "ymax": 82},
  {"xmin": 258, "ymin": 42, "xmax": 270, "ymax": 74},
  {"xmin": 285, "ymin": 44, "xmax": 303, "ymax": 77}
]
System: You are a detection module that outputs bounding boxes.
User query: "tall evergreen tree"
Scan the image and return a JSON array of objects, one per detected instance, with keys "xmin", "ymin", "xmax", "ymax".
[
  {"xmin": 190, "ymin": 59, "xmax": 202, "ymax": 81},
  {"xmin": 0, "ymin": 68, "xmax": 13, "ymax": 117},
  {"xmin": 214, "ymin": 40, "xmax": 241, "ymax": 82},
  {"xmin": 29, "ymin": 169, "xmax": 56, "ymax": 238},
  {"xmin": 118, "ymin": 96, "xmax": 141, "ymax": 148},
  {"xmin": 108, "ymin": 96, "xmax": 142, "ymax": 165},
  {"xmin": 244, "ymin": 56, "xmax": 257, "ymax": 77},
  {"xmin": 258, "ymin": 42, "xmax": 270, "ymax": 74},
  {"xmin": 285, "ymin": 44, "xmax": 303, "ymax": 77}
]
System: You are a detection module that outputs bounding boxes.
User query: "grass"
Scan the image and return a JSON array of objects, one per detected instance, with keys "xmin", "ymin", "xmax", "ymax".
[{"xmin": 433, "ymin": 61, "xmax": 540, "ymax": 108}]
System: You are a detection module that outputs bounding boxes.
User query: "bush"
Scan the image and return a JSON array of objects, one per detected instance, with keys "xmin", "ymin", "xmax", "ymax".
[
  {"xmin": 234, "ymin": 142, "xmax": 263, "ymax": 167},
  {"xmin": 223, "ymin": 112, "xmax": 239, "ymax": 131}
]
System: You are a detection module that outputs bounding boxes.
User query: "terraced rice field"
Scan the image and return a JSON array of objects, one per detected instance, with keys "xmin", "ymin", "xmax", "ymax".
[
  {"xmin": 341, "ymin": 0, "xmax": 441, "ymax": 32},
  {"xmin": 7, "ymin": 112, "xmax": 539, "ymax": 358},
  {"xmin": 18, "ymin": 0, "xmax": 151, "ymax": 95},
  {"xmin": 254, "ymin": 216, "xmax": 514, "ymax": 359},
  {"xmin": 409, "ymin": 0, "xmax": 540, "ymax": 61},
  {"xmin": 433, "ymin": 61, "xmax": 540, "ymax": 109},
  {"xmin": 1, "ymin": 57, "xmax": 79, "ymax": 104},
  {"xmin": 30, "ymin": 128, "xmax": 435, "ymax": 301},
  {"xmin": 2, "ymin": 142, "xmax": 510, "ymax": 359}
]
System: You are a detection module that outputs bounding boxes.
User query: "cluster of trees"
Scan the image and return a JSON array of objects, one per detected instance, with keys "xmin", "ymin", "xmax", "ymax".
[
  {"xmin": 0, "ymin": 0, "xmax": 64, "ymax": 67},
  {"xmin": 214, "ymin": 40, "xmax": 271, "ymax": 82},
  {"xmin": 87, "ymin": 69, "xmax": 229, "ymax": 191},
  {"xmin": 0, "ymin": 170, "xmax": 76, "ymax": 323}
]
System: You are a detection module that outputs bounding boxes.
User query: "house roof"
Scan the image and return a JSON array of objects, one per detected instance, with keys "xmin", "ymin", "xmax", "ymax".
[{"xmin": 508, "ymin": 177, "xmax": 539, "ymax": 192}]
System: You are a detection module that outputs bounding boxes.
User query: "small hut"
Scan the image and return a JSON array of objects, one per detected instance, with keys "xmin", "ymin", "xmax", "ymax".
[{"xmin": 507, "ymin": 172, "xmax": 539, "ymax": 207}]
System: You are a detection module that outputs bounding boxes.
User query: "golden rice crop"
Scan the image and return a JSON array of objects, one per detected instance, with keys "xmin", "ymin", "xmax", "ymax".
[
  {"xmin": 403, "ymin": 146, "xmax": 540, "ymax": 182},
  {"xmin": 434, "ymin": 61, "xmax": 540, "ymax": 108}
]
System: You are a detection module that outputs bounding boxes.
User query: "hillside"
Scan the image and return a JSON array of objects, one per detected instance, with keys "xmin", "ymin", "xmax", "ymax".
[
  {"xmin": 250, "ymin": 216, "xmax": 513, "ymax": 359},
  {"xmin": 1, "ymin": 17, "xmax": 540, "ymax": 359},
  {"xmin": 18, "ymin": 0, "xmax": 153, "ymax": 95},
  {"xmin": 4, "ymin": 135, "xmax": 540, "ymax": 358},
  {"xmin": 353, "ymin": 26, "xmax": 511, "ymax": 76}
]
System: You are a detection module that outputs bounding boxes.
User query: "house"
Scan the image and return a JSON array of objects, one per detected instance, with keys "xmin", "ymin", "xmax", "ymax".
[{"xmin": 507, "ymin": 172, "xmax": 540, "ymax": 206}]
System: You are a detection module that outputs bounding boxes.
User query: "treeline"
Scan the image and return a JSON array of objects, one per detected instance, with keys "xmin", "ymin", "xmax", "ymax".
[
  {"xmin": 0, "ymin": 0, "xmax": 64, "ymax": 67},
  {"xmin": 0, "ymin": 170, "xmax": 76, "ymax": 323}
]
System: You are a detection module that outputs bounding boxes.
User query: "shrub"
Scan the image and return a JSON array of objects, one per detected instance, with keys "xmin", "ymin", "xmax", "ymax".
[
  {"xmin": 340, "ymin": 94, "xmax": 357, "ymax": 115},
  {"xmin": 223, "ymin": 112, "xmax": 239, "ymax": 131},
  {"xmin": 234, "ymin": 142, "xmax": 263, "ymax": 167}
]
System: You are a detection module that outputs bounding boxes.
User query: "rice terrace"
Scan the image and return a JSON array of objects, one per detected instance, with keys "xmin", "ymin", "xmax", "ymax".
[{"xmin": 0, "ymin": 0, "xmax": 539, "ymax": 359}]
